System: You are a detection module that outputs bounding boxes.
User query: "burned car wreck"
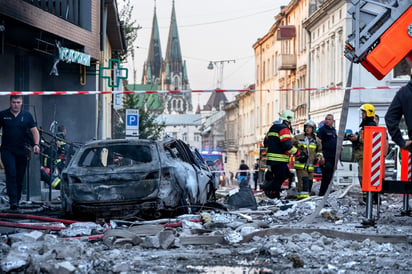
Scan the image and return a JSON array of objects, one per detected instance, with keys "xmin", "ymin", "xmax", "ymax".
[{"xmin": 60, "ymin": 138, "xmax": 217, "ymax": 219}]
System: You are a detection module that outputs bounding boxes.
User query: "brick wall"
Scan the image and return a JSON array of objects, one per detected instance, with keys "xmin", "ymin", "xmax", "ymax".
[{"xmin": 0, "ymin": 0, "xmax": 100, "ymax": 59}]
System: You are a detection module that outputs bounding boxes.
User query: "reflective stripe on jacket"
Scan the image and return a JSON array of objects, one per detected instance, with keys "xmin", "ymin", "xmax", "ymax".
[
  {"xmin": 292, "ymin": 133, "xmax": 323, "ymax": 171},
  {"xmin": 264, "ymin": 120, "xmax": 298, "ymax": 165}
]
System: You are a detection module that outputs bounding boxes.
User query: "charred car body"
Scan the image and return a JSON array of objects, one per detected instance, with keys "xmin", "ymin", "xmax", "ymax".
[{"xmin": 61, "ymin": 138, "xmax": 216, "ymax": 219}]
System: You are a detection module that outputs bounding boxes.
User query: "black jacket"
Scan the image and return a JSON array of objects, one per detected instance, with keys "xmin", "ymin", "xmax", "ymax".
[
  {"xmin": 317, "ymin": 125, "xmax": 337, "ymax": 161},
  {"xmin": 385, "ymin": 79, "xmax": 412, "ymax": 148},
  {"xmin": 263, "ymin": 120, "xmax": 298, "ymax": 165}
]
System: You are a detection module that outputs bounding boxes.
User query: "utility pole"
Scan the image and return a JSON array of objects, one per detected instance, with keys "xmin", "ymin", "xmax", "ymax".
[{"xmin": 207, "ymin": 59, "xmax": 235, "ymax": 89}]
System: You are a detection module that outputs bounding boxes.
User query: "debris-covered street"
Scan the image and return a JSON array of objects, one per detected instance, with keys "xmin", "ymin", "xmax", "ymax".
[{"xmin": 1, "ymin": 181, "xmax": 412, "ymax": 273}]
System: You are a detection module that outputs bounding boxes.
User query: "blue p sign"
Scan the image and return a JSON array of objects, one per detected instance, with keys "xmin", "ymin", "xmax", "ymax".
[{"xmin": 127, "ymin": 114, "xmax": 138, "ymax": 126}]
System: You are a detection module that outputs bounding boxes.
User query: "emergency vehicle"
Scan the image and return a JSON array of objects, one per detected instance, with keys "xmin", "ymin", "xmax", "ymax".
[{"xmin": 201, "ymin": 150, "xmax": 225, "ymax": 185}]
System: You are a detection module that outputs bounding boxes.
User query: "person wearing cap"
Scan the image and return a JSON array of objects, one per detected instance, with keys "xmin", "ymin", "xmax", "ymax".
[
  {"xmin": 349, "ymin": 103, "xmax": 377, "ymax": 203},
  {"xmin": 262, "ymin": 109, "xmax": 300, "ymax": 199},
  {"xmin": 292, "ymin": 120, "xmax": 324, "ymax": 199}
]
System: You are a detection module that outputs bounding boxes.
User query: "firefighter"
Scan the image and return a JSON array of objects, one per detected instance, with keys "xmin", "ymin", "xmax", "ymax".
[
  {"xmin": 292, "ymin": 120, "xmax": 324, "ymax": 199},
  {"xmin": 262, "ymin": 109, "xmax": 300, "ymax": 199},
  {"xmin": 348, "ymin": 103, "xmax": 377, "ymax": 203}
]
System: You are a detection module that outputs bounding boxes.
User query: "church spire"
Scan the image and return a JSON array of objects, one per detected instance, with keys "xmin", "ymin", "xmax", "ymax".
[
  {"xmin": 164, "ymin": 0, "xmax": 182, "ymax": 74},
  {"xmin": 143, "ymin": 2, "xmax": 163, "ymax": 85},
  {"xmin": 161, "ymin": 0, "xmax": 192, "ymax": 113}
]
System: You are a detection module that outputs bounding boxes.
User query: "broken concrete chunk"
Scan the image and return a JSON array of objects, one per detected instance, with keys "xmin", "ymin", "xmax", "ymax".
[
  {"xmin": 52, "ymin": 242, "xmax": 84, "ymax": 260},
  {"xmin": 55, "ymin": 261, "xmax": 77, "ymax": 274},
  {"xmin": 113, "ymin": 262, "xmax": 131, "ymax": 272},
  {"xmin": 1, "ymin": 251, "xmax": 31, "ymax": 273},
  {"xmin": 60, "ymin": 222, "xmax": 105, "ymax": 237},
  {"xmin": 224, "ymin": 230, "xmax": 243, "ymax": 244},
  {"xmin": 103, "ymin": 229, "xmax": 143, "ymax": 247},
  {"xmin": 141, "ymin": 235, "xmax": 160, "ymax": 248},
  {"xmin": 158, "ymin": 230, "xmax": 175, "ymax": 249},
  {"xmin": 128, "ymin": 224, "xmax": 164, "ymax": 236}
]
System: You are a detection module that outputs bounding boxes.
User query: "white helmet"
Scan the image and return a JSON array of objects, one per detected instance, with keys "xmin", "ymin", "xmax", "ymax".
[
  {"xmin": 279, "ymin": 110, "xmax": 294, "ymax": 123},
  {"xmin": 304, "ymin": 120, "xmax": 316, "ymax": 130}
]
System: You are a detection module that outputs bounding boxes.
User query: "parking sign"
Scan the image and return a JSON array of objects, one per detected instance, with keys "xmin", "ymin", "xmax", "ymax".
[{"xmin": 126, "ymin": 109, "xmax": 139, "ymax": 139}]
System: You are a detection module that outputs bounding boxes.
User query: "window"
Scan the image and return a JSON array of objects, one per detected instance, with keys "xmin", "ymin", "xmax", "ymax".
[
  {"xmin": 340, "ymin": 144, "xmax": 354, "ymax": 162},
  {"xmin": 256, "ymin": 65, "xmax": 260, "ymax": 84},
  {"xmin": 78, "ymin": 144, "xmax": 153, "ymax": 167},
  {"xmin": 263, "ymin": 61, "xmax": 266, "ymax": 82},
  {"xmin": 272, "ymin": 55, "xmax": 275, "ymax": 76},
  {"xmin": 393, "ymin": 59, "xmax": 410, "ymax": 78}
]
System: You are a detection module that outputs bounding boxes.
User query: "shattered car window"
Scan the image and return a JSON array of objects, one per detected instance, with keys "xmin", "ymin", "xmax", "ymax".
[
  {"xmin": 164, "ymin": 146, "xmax": 177, "ymax": 159},
  {"xmin": 78, "ymin": 145, "xmax": 152, "ymax": 167}
]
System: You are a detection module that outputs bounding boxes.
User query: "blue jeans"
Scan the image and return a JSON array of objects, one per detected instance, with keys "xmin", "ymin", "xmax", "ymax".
[{"xmin": 1, "ymin": 149, "xmax": 28, "ymax": 206}]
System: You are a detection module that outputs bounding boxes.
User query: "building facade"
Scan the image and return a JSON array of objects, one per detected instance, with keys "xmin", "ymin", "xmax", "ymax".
[
  {"xmin": 225, "ymin": 0, "xmax": 410, "ymax": 177},
  {"xmin": 303, "ymin": 0, "xmax": 407, "ymax": 132},
  {"xmin": 156, "ymin": 114, "xmax": 202, "ymax": 150},
  {"xmin": 0, "ymin": 0, "xmax": 126, "ymax": 195},
  {"xmin": 252, "ymin": 0, "xmax": 409, "ymax": 135},
  {"xmin": 0, "ymin": 0, "xmax": 126, "ymax": 142},
  {"xmin": 223, "ymin": 100, "xmax": 239, "ymax": 182}
]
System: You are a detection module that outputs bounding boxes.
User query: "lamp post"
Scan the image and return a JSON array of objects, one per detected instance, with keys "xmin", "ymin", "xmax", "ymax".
[{"xmin": 207, "ymin": 59, "xmax": 235, "ymax": 89}]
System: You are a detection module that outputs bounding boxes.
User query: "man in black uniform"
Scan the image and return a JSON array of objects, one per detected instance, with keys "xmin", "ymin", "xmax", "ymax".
[
  {"xmin": 237, "ymin": 160, "xmax": 250, "ymax": 184},
  {"xmin": 385, "ymin": 77, "xmax": 412, "ymax": 151},
  {"xmin": 0, "ymin": 95, "xmax": 40, "ymax": 210},
  {"xmin": 317, "ymin": 114, "xmax": 337, "ymax": 196}
]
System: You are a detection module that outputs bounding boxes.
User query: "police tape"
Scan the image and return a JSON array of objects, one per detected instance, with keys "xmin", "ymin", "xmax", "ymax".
[
  {"xmin": 210, "ymin": 169, "xmax": 260, "ymax": 174},
  {"xmin": 0, "ymin": 90, "xmax": 250, "ymax": 95},
  {"xmin": 0, "ymin": 85, "xmax": 404, "ymax": 96}
]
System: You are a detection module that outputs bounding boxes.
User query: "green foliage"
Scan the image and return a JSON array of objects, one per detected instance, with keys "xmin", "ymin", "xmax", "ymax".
[
  {"xmin": 118, "ymin": 0, "xmax": 140, "ymax": 63},
  {"xmin": 113, "ymin": 94, "xmax": 165, "ymax": 140}
]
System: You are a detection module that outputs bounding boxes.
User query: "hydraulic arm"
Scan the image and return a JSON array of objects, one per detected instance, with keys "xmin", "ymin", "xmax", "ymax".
[{"xmin": 345, "ymin": 0, "xmax": 412, "ymax": 79}]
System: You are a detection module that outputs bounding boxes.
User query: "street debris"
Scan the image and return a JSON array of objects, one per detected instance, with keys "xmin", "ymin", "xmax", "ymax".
[{"xmin": 1, "ymin": 182, "xmax": 412, "ymax": 273}]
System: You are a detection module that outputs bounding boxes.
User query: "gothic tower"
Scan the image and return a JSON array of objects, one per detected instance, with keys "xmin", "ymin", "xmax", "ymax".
[
  {"xmin": 142, "ymin": 5, "xmax": 163, "ymax": 86},
  {"xmin": 161, "ymin": 1, "xmax": 192, "ymax": 114}
]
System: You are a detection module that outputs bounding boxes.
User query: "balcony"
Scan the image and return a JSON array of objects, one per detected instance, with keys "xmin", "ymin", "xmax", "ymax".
[
  {"xmin": 24, "ymin": 0, "xmax": 80, "ymax": 25},
  {"xmin": 278, "ymin": 54, "xmax": 297, "ymax": 70}
]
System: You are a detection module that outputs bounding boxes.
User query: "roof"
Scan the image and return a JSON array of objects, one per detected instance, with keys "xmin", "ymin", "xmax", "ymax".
[
  {"xmin": 203, "ymin": 111, "xmax": 225, "ymax": 127},
  {"xmin": 204, "ymin": 91, "xmax": 227, "ymax": 111},
  {"xmin": 106, "ymin": 0, "xmax": 127, "ymax": 51}
]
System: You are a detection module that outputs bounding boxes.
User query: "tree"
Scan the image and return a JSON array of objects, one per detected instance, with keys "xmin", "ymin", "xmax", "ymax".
[
  {"xmin": 112, "ymin": 1, "xmax": 164, "ymax": 140},
  {"xmin": 113, "ymin": 94, "xmax": 165, "ymax": 140},
  {"xmin": 118, "ymin": 0, "xmax": 141, "ymax": 63}
]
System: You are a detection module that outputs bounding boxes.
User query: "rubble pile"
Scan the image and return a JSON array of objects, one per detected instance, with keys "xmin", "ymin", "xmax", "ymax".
[{"xmin": 1, "ymin": 184, "xmax": 412, "ymax": 273}]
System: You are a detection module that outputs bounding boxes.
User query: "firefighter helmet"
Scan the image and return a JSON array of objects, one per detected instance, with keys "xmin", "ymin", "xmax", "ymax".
[
  {"xmin": 279, "ymin": 110, "xmax": 295, "ymax": 123},
  {"xmin": 304, "ymin": 120, "xmax": 316, "ymax": 131},
  {"xmin": 360, "ymin": 104, "xmax": 375, "ymax": 117}
]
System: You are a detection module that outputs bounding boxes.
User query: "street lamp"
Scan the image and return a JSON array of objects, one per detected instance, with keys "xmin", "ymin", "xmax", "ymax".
[{"xmin": 207, "ymin": 59, "xmax": 235, "ymax": 89}]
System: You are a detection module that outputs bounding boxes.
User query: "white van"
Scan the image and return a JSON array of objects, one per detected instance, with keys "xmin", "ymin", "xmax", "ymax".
[
  {"xmin": 385, "ymin": 141, "xmax": 401, "ymax": 180},
  {"xmin": 333, "ymin": 140, "xmax": 360, "ymax": 186},
  {"xmin": 333, "ymin": 140, "xmax": 399, "ymax": 186}
]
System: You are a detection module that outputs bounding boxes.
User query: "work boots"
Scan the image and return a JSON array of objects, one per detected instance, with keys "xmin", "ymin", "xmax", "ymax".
[{"xmin": 297, "ymin": 177, "xmax": 310, "ymax": 199}]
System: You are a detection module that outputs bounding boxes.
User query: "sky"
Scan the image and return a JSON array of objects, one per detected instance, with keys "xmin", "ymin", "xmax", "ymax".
[{"xmin": 121, "ymin": 0, "xmax": 290, "ymax": 103}]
